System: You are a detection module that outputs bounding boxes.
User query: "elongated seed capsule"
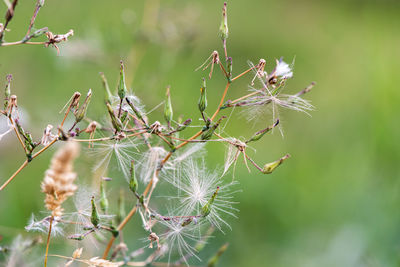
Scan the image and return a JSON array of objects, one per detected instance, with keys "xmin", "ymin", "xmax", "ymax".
[
  {"xmin": 164, "ymin": 86, "xmax": 173, "ymax": 125},
  {"xmin": 125, "ymin": 97, "xmax": 147, "ymax": 126},
  {"xmin": 4, "ymin": 75, "xmax": 11, "ymax": 111},
  {"xmin": 201, "ymin": 186, "xmax": 220, "ymax": 217},
  {"xmin": 129, "ymin": 160, "xmax": 138, "ymax": 194},
  {"xmin": 262, "ymin": 154, "xmax": 290, "ymax": 174},
  {"xmin": 106, "ymin": 102, "xmax": 123, "ymax": 132},
  {"xmin": 74, "ymin": 89, "xmax": 92, "ymax": 123},
  {"xmin": 198, "ymin": 78, "xmax": 207, "ymax": 113},
  {"xmin": 100, "ymin": 72, "xmax": 112, "ymax": 104},
  {"xmin": 219, "ymin": 2, "xmax": 228, "ymax": 41},
  {"xmin": 118, "ymin": 61, "xmax": 127, "ymax": 100},
  {"xmin": 246, "ymin": 119, "xmax": 279, "ymax": 143},
  {"xmin": 90, "ymin": 196, "xmax": 100, "ymax": 227}
]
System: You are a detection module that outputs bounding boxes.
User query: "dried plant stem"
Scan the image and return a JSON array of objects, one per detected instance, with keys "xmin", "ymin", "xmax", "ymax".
[
  {"xmin": 0, "ymin": 138, "xmax": 58, "ymax": 191},
  {"xmin": 26, "ymin": 1, "xmax": 42, "ymax": 36},
  {"xmin": 44, "ymin": 216, "xmax": 53, "ymax": 267},
  {"xmin": 1, "ymin": 41, "xmax": 46, "ymax": 46},
  {"xmin": 231, "ymin": 66, "xmax": 255, "ymax": 82},
  {"xmin": 230, "ymin": 91, "xmax": 260, "ymax": 105}
]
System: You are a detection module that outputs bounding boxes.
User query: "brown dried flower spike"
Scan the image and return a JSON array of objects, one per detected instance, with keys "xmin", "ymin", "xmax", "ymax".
[{"xmin": 41, "ymin": 141, "xmax": 80, "ymax": 217}]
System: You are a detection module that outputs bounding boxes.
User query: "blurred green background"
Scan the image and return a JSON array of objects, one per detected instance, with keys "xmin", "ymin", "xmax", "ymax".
[{"xmin": 1, "ymin": 0, "xmax": 400, "ymax": 266}]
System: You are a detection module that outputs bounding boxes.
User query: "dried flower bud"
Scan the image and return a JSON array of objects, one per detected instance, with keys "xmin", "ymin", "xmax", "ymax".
[
  {"xmin": 90, "ymin": 196, "xmax": 100, "ymax": 227},
  {"xmin": 219, "ymin": 2, "xmax": 229, "ymax": 41},
  {"xmin": 201, "ymin": 186, "xmax": 220, "ymax": 217},
  {"xmin": 262, "ymin": 154, "xmax": 290, "ymax": 174},
  {"xmin": 175, "ymin": 118, "xmax": 192, "ymax": 132},
  {"xmin": 74, "ymin": 89, "xmax": 92, "ymax": 123},
  {"xmin": 129, "ymin": 160, "xmax": 138, "ymax": 194},
  {"xmin": 100, "ymin": 72, "xmax": 112, "ymax": 104},
  {"xmin": 41, "ymin": 124, "xmax": 56, "ymax": 146},
  {"xmin": 198, "ymin": 78, "xmax": 207, "ymax": 113},
  {"xmin": 118, "ymin": 61, "xmax": 127, "ymax": 100},
  {"xmin": 246, "ymin": 119, "xmax": 279, "ymax": 143},
  {"xmin": 164, "ymin": 86, "xmax": 173, "ymax": 126}
]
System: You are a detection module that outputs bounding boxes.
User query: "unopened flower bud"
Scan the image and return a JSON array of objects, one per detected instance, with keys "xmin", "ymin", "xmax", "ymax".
[
  {"xmin": 106, "ymin": 102, "xmax": 123, "ymax": 132},
  {"xmin": 90, "ymin": 196, "xmax": 100, "ymax": 227},
  {"xmin": 118, "ymin": 61, "xmax": 127, "ymax": 100},
  {"xmin": 129, "ymin": 160, "xmax": 138, "ymax": 194},
  {"xmin": 201, "ymin": 186, "xmax": 220, "ymax": 217},
  {"xmin": 74, "ymin": 89, "xmax": 92, "ymax": 123},
  {"xmin": 198, "ymin": 78, "xmax": 207, "ymax": 113},
  {"xmin": 201, "ymin": 116, "xmax": 226, "ymax": 140},
  {"xmin": 164, "ymin": 86, "xmax": 173, "ymax": 126},
  {"xmin": 262, "ymin": 154, "xmax": 290, "ymax": 174}
]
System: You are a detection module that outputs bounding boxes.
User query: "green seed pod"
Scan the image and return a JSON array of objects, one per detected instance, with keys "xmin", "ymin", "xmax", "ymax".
[
  {"xmin": 106, "ymin": 102, "xmax": 123, "ymax": 132},
  {"xmin": 99, "ymin": 181, "xmax": 109, "ymax": 213},
  {"xmin": 201, "ymin": 186, "xmax": 220, "ymax": 217},
  {"xmin": 4, "ymin": 75, "xmax": 11, "ymax": 111},
  {"xmin": 90, "ymin": 196, "xmax": 100, "ymax": 227},
  {"xmin": 100, "ymin": 72, "xmax": 112, "ymax": 105},
  {"xmin": 164, "ymin": 87, "xmax": 173, "ymax": 126},
  {"xmin": 201, "ymin": 116, "xmax": 225, "ymax": 140},
  {"xmin": 198, "ymin": 78, "xmax": 207, "ymax": 113},
  {"xmin": 262, "ymin": 154, "xmax": 290, "ymax": 174},
  {"xmin": 74, "ymin": 89, "xmax": 92, "ymax": 123},
  {"xmin": 118, "ymin": 61, "xmax": 127, "ymax": 100},
  {"xmin": 219, "ymin": 2, "xmax": 229, "ymax": 41},
  {"xmin": 246, "ymin": 119, "xmax": 279, "ymax": 143},
  {"xmin": 129, "ymin": 161, "xmax": 138, "ymax": 194}
]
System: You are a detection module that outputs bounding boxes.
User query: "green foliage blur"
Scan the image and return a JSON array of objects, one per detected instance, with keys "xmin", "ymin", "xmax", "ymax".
[{"xmin": 1, "ymin": 0, "xmax": 400, "ymax": 266}]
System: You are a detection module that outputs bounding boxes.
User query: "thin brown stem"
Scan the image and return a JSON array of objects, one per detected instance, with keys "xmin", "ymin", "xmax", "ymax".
[
  {"xmin": 44, "ymin": 216, "xmax": 53, "ymax": 267},
  {"xmin": 231, "ymin": 66, "xmax": 255, "ymax": 82},
  {"xmin": 0, "ymin": 138, "xmax": 57, "ymax": 191}
]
